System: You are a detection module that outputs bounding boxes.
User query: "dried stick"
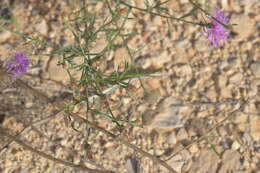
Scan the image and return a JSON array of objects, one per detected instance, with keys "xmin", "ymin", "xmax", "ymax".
[
  {"xmin": 0, "ymin": 113, "xmax": 61, "ymax": 154},
  {"xmin": 15, "ymin": 77, "xmax": 177, "ymax": 172},
  {"xmin": 164, "ymin": 100, "xmax": 246, "ymax": 161},
  {"xmin": 0, "ymin": 127, "xmax": 114, "ymax": 173},
  {"xmin": 15, "ymin": 75, "xmax": 247, "ymax": 172},
  {"xmin": 12, "ymin": 76, "xmax": 246, "ymax": 172},
  {"xmin": 69, "ymin": 112, "xmax": 177, "ymax": 173}
]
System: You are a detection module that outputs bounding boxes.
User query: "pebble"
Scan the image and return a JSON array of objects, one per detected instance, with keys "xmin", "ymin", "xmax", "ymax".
[
  {"xmin": 189, "ymin": 149, "xmax": 219, "ymax": 173},
  {"xmin": 165, "ymin": 154, "xmax": 184, "ymax": 173},
  {"xmin": 176, "ymin": 128, "xmax": 189, "ymax": 141},
  {"xmin": 250, "ymin": 62, "xmax": 260, "ymax": 76},
  {"xmin": 35, "ymin": 19, "xmax": 48, "ymax": 35},
  {"xmin": 47, "ymin": 58, "xmax": 69, "ymax": 82},
  {"xmin": 146, "ymin": 97, "xmax": 185, "ymax": 132},
  {"xmin": 189, "ymin": 144, "xmax": 199, "ymax": 153},
  {"xmin": 219, "ymin": 150, "xmax": 242, "ymax": 173},
  {"xmin": 235, "ymin": 112, "xmax": 248, "ymax": 132},
  {"xmin": 167, "ymin": 131, "xmax": 177, "ymax": 144},
  {"xmin": 232, "ymin": 15, "xmax": 256, "ymax": 41},
  {"xmin": 250, "ymin": 116, "xmax": 260, "ymax": 141},
  {"xmin": 229, "ymin": 73, "xmax": 243, "ymax": 84},
  {"xmin": 0, "ymin": 30, "xmax": 11, "ymax": 43},
  {"xmin": 231, "ymin": 140, "xmax": 241, "ymax": 150}
]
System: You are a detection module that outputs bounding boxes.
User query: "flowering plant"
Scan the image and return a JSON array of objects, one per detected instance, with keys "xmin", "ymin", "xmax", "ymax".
[
  {"xmin": 206, "ymin": 9, "xmax": 231, "ymax": 47},
  {"xmin": 6, "ymin": 52, "xmax": 30, "ymax": 79}
]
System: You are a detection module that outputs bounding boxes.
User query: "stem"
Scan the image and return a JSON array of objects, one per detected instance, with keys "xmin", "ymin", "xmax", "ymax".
[
  {"xmin": 119, "ymin": 0, "xmax": 206, "ymax": 26},
  {"xmin": 0, "ymin": 127, "xmax": 114, "ymax": 173},
  {"xmin": 164, "ymin": 100, "xmax": 246, "ymax": 161},
  {"xmin": 69, "ymin": 112, "xmax": 177, "ymax": 173},
  {"xmin": 188, "ymin": 0, "xmax": 230, "ymax": 29},
  {"xmin": 15, "ymin": 75, "xmax": 177, "ymax": 173}
]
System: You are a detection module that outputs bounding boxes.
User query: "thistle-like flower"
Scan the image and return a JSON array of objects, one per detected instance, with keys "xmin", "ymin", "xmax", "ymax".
[
  {"xmin": 6, "ymin": 52, "xmax": 30, "ymax": 79},
  {"xmin": 206, "ymin": 9, "xmax": 230, "ymax": 47}
]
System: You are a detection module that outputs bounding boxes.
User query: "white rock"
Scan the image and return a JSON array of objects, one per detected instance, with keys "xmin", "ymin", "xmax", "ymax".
[
  {"xmin": 35, "ymin": 19, "xmax": 48, "ymax": 35},
  {"xmin": 167, "ymin": 131, "xmax": 177, "ymax": 144},
  {"xmin": 232, "ymin": 15, "xmax": 256, "ymax": 41},
  {"xmin": 250, "ymin": 116, "xmax": 260, "ymax": 141},
  {"xmin": 232, "ymin": 140, "xmax": 241, "ymax": 150},
  {"xmin": 189, "ymin": 144, "xmax": 199, "ymax": 153},
  {"xmin": 229, "ymin": 73, "xmax": 243, "ymax": 84},
  {"xmin": 0, "ymin": 30, "xmax": 11, "ymax": 43},
  {"xmin": 166, "ymin": 154, "xmax": 184, "ymax": 173},
  {"xmin": 190, "ymin": 149, "xmax": 219, "ymax": 173},
  {"xmin": 250, "ymin": 62, "xmax": 260, "ymax": 76},
  {"xmin": 176, "ymin": 128, "xmax": 188, "ymax": 141},
  {"xmin": 219, "ymin": 150, "xmax": 242, "ymax": 173},
  {"xmin": 146, "ymin": 97, "xmax": 184, "ymax": 133}
]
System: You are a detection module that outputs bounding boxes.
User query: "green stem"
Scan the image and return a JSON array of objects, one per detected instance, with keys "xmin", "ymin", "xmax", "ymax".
[
  {"xmin": 188, "ymin": 0, "xmax": 230, "ymax": 29},
  {"xmin": 119, "ymin": 0, "xmax": 206, "ymax": 26}
]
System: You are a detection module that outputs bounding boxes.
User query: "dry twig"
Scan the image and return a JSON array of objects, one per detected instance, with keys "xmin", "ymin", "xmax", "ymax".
[{"xmin": 0, "ymin": 127, "xmax": 114, "ymax": 173}]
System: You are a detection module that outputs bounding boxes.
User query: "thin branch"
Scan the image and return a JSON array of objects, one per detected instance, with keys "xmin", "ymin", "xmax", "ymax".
[
  {"xmin": 119, "ymin": 0, "xmax": 205, "ymax": 26},
  {"xmin": 169, "ymin": 99, "xmax": 240, "ymax": 107},
  {"xmin": 188, "ymin": 0, "xmax": 230, "ymax": 29},
  {"xmin": 16, "ymin": 79, "xmax": 50, "ymax": 101},
  {"xmin": 0, "ymin": 127, "xmax": 114, "ymax": 173},
  {"xmin": 68, "ymin": 112, "xmax": 177, "ymax": 173},
  {"xmin": 10, "ymin": 75, "xmax": 177, "ymax": 172},
  {"xmin": 164, "ymin": 100, "xmax": 246, "ymax": 161},
  {"xmin": 14, "ymin": 75, "xmax": 247, "ymax": 172}
]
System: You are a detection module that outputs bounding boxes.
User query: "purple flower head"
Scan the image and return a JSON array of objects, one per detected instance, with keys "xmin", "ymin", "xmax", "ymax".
[
  {"xmin": 6, "ymin": 52, "xmax": 30, "ymax": 79},
  {"xmin": 206, "ymin": 9, "xmax": 230, "ymax": 48}
]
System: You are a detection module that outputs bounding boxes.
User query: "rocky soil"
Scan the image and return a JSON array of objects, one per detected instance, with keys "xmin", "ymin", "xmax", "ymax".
[{"xmin": 0, "ymin": 0, "xmax": 259, "ymax": 173}]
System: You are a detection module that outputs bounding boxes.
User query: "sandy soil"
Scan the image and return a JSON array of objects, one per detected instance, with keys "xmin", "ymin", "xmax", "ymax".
[{"xmin": 0, "ymin": 0, "xmax": 259, "ymax": 173}]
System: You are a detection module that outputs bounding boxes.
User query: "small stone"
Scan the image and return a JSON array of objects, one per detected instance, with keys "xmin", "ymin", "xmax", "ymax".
[
  {"xmin": 123, "ymin": 98, "xmax": 131, "ymax": 105},
  {"xmin": 229, "ymin": 73, "xmax": 243, "ymax": 84},
  {"xmin": 221, "ymin": 138, "xmax": 233, "ymax": 149},
  {"xmin": 234, "ymin": 113, "xmax": 248, "ymax": 132},
  {"xmin": 165, "ymin": 154, "xmax": 184, "ymax": 173},
  {"xmin": 190, "ymin": 149, "xmax": 219, "ymax": 173},
  {"xmin": 153, "ymin": 16, "xmax": 163, "ymax": 26},
  {"xmin": 146, "ymin": 97, "xmax": 184, "ymax": 133},
  {"xmin": 218, "ymin": 126, "xmax": 228, "ymax": 136},
  {"xmin": 152, "ymin": 51, "xmax": 171, "ymax": 68},
  {"xmin": 125, "ymin": 156, "xmax": 139, "ymax": 173},
  {"xmin": 243, "ymin": 133, "xmax": 253, "ymax": 146},
  {"xmin": 35, "ymin": 19, "xmax": 48, "ymax": 35},
  {"xmin": 143, "ymin": 88, "xmax": 162, "ymax": 104},
  {"xmin": 180, "ymin": 0, "xmax": 189, "ymax": 3},
  {"xmin": 47, "ymin": 58, "xmax": 69, "ymax": 83},
  {"xmin": 221, "ymin": 86, "xmax": 233, "ymax": 98},
  {"xmin": 232, "ymin": 15, "xmax": 256, "ymax": 41},
  {"xmin": 166, "ymin": 0, "xmax": 181, "ymax": 11},
  {"xmin": 250, "ymin": 116, "xmax": 260, "ymax": 141},
  {"xmin": 137, "ymin": 104, "xmax": 147, "ymax": 113},
  {"xmin": 167, "ymin": 131, "xmax": 177, "ymax": 144},
  {"xmin": 219, "ymin": 150, "xmax": 242, "ymax": 173},
  {"xmin": 155, "ymin": 148, "xmax": 164, "ymax": 156},
  {"xmin": 250, "ymin": 62, "xmax": 260, "ymax": 76},
  {"xmin": 231, "ymin": 140, "xmax": 241, "ymax": 150},
  {"xmin": 218, "ymin": 75, "xmax": 228, "ymax": 87},
  {"xmin": 25, "ymin": 102, "xmax": 33, "ymax": 108},
  {"xmin": 0, "ymin": 30, "xmax": 11, "ymax": 43},
  {"xmin": 189, "ymin": 144, "xmax": 199, "ymax": 153},
  {"xmin": 176, "ymin": 128, "xmax": 189, "ymax": 141}
]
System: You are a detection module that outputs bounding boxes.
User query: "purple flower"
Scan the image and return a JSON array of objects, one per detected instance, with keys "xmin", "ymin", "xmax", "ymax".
[
  {"xmin": 206, "ymin": 9, "xmax": 230, "ymax": 47},
  {"xmin": 6, "ymin": 52, "xmax": 30, "ymax": 79}
]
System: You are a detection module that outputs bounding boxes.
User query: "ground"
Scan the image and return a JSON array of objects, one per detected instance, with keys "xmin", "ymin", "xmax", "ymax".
[{"xmin": 0, "ymin": 0, "xmax": 259, "ymax": 173}]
